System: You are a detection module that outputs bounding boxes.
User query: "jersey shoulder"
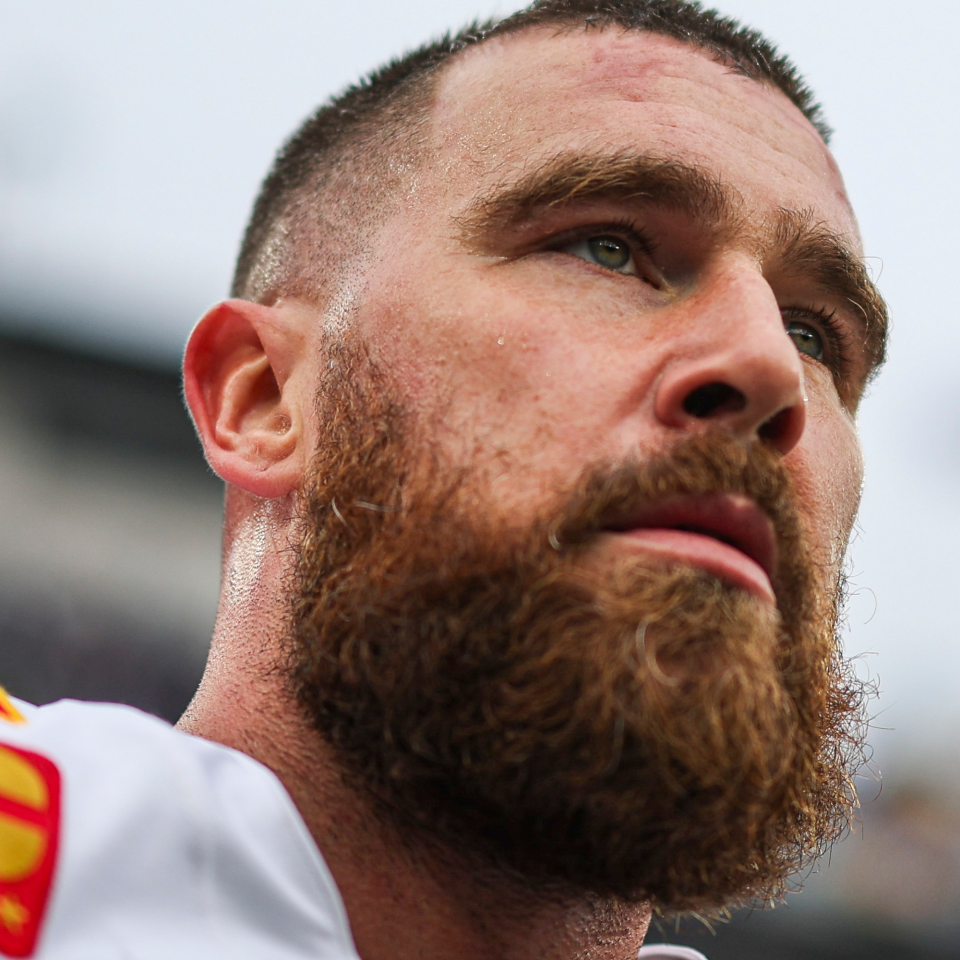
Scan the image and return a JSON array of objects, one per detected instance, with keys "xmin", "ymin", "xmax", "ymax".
[{"xmin": 0, "ymin": 694, "xmax": 359, "ymax": 960}]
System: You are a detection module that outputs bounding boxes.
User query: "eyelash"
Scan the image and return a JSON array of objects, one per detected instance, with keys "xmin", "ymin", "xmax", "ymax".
[
  {"xmin": 550, "ymin": 220, "xmax": 661, "ymax": 279},
  {"xmin": 783, "ymin": 305, "xmax": 852, "ymax": 377}
]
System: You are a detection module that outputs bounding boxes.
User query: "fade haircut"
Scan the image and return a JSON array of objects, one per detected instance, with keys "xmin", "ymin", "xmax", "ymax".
[{"xmin": 232, "ymin": 0, "xmax": 829, "ymax": 306}]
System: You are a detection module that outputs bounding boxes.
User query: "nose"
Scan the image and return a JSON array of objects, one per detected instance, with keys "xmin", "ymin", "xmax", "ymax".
[{"xmin": 653, "ymin": 269, "xmax": 806, "ymax": 455}]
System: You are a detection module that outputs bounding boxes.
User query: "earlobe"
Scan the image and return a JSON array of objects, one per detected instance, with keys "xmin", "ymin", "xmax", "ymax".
[{"xmin": 184, "ymin": 299, "xmax": 307, "ymax": 498}]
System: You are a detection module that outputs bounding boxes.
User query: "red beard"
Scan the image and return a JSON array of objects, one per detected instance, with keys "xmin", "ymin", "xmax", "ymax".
[{"xmin": 286, "ymin": 344, "xmax": 866, "ymax": 912}]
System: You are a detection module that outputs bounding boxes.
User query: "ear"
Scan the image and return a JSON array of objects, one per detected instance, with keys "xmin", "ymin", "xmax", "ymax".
[{"xmin": 184, "ymin": 299, "xmax": 310, "ymax": 498}]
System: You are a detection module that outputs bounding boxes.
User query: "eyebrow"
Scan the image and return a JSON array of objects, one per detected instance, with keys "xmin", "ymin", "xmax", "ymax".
[
  {"xmin": 460, "ymin": 150, "xmax": 888, "ymax": 383},
  {"xmin": 461, "ymin": 152, "xmax": 733, "ymax": 234}
]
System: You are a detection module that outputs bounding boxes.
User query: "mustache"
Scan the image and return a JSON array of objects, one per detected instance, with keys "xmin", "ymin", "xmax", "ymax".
[
  {"xmin": 304, "ymin": 428, "xmax": 803, "ymax": 600},
  {"xmin": 545, "ymin": 432, "xmax": 797, "ymax": 552}
]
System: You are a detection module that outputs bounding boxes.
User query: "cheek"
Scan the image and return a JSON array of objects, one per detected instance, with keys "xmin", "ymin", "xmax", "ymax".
[
  {"xmin": 787, "ymin": 401, "xmax": 863, "ymax": 569},
  {"xmin": 365, "ymin": 286, "xmax": 540, "ymax": 425},
  {"xmin": 357, "ymin": 286, "xmax": 563, "ymax": 514},
  {"xmin": 359, "ymin": 268, "xmax": 609, "ymax": 455}
]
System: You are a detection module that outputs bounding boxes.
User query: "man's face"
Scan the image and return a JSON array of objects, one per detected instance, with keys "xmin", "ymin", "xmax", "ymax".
[
  {"xmin": 342, "ymin": 28, "xmax": 882, "ymax": 588},
  {"xmin": 287, "ymin": 27, "xmax": 881, "ymax": 912}
]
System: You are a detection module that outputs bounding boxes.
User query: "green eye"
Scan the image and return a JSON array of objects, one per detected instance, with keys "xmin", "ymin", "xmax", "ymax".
[
  {"xmin": 587, "ymin": 236, "xmax": 631, "ymax": 271},
  {"xmin": 561, "ymin": 235, "xmax": 637, "ymax": 275},
  {"xmin": 786, "ymin": 320, "xmax": 824, "ymax": 361}
]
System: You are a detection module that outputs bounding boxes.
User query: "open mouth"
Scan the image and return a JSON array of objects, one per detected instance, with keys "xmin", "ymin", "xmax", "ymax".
[{"xmin": 603, "ymin": 493, "xmax": 778, "ymax": 604}]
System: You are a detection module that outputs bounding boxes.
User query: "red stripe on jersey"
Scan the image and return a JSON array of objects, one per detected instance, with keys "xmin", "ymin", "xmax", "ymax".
[{"xmin": 0, "ymin": 744, "xmax": 61, "ymax": 958}]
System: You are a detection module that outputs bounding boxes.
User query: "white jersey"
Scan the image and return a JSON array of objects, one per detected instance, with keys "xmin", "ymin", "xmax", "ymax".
[{"xmin": 0, "ymin": 695, "xmax": 705, "ymax": 960}]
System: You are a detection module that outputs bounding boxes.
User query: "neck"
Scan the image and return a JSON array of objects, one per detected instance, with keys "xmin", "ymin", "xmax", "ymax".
[
  {"xmin": 184, "ymin": 680, "xmax": 650, "ymax": 960},
  {"xmin": 179, "ymin": 491, "xmax": 651, "ymax": 960},
  {"xmin": 271, "ymin": 721, "xmax": 650, "ymax": 960},
  {"xmin": 182, "ymin": 658, "xmax": 650, "ymax": 960}
]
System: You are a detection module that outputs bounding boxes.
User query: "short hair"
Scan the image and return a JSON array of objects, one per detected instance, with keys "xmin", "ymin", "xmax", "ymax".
[{"xmin": 232, "ymin": 0, "xmax": 829, "ymax": 305}]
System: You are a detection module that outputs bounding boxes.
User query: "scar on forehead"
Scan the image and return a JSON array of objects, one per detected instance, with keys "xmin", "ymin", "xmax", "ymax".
[{"xmin": 459, "ymin": 150, "xmax": 887, "ymax": 379}]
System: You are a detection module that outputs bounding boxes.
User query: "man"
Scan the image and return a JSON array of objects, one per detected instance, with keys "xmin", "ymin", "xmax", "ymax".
[{"xmin": 0, "ymin": 0, "xmax": 886, "ymax": 957}]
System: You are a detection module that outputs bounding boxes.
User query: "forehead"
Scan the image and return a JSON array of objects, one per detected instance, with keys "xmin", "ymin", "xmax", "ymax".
[{"xmin": 427, "ymin": 27, "xmax": 858, "ymax": 246}]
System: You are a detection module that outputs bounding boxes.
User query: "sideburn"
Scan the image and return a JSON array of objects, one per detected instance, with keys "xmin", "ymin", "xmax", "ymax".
[{"xmin": 286, "ymin": 343, "xmax": 866, "ymax": 912}]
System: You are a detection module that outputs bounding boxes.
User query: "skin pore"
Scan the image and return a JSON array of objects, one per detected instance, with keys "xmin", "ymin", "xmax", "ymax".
[{"xmin": 179, "ymin": 26, "xmax": 885, "ymax": 960}]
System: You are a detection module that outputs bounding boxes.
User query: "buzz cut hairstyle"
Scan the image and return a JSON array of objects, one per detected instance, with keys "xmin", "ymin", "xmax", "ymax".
[{"xmin": 232, "ymin": 0, "xmax": 829, "ymax": 306}]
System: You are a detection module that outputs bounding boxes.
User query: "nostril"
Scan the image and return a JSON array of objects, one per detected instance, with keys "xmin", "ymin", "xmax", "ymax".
[
  {"xmin": 682, "ymin": 382, "xmax": 747, "ymax": 419},
  {"xmin": 758, "ymin": 406, "xmax": 797, "ymax": 445}
]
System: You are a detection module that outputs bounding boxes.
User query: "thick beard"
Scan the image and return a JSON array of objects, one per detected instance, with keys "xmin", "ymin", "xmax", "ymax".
[{"xmin": 286, "ymin": 343, "xmax": 866, "ymax": 913}]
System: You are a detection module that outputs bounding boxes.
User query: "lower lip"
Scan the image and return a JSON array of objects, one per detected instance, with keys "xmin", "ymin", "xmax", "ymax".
[{"xmin": 610, "ymin": 528, "xmax": 776, "ymax": 604}]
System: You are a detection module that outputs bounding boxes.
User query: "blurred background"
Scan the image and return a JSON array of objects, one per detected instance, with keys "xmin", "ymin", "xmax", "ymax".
[{"xmin": 0, "ymin": 1, "xmax": 956, "ymax": 956}]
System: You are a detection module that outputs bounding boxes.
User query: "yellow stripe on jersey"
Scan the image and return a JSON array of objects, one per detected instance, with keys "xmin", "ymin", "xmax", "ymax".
[
  {"xmin": 0, "ymin": 690, "xmax": 25, "ymax": 726},
  {"xmin": 0, "ymin": 815, "xmax": 45, "ymax": 883},
  {"xmin": 0, "ymin": 749, "xmax": 47, "ymax": 812}
]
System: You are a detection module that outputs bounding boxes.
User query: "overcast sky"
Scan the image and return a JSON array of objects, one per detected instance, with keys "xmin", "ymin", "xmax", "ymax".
[{"xmin": 1, "ymin": 0, "xmax": 957, "ymax": 779}]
